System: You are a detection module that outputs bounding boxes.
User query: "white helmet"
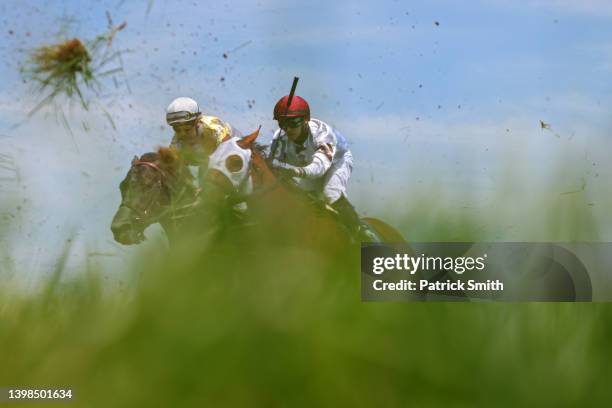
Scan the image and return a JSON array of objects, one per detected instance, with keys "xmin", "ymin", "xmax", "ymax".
[{"xmin": 166, "ymin": 97, "xmax": 200, "ymax": 126}]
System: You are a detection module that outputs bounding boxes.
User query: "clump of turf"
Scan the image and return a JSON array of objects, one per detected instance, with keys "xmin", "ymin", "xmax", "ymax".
[
  {"xmin": 21, "ymin": 20, "xmax": 127, "ymax": 116},
  {"xmin": 27, "ymin": 38, "xmax": 93, "ymax": 106}
]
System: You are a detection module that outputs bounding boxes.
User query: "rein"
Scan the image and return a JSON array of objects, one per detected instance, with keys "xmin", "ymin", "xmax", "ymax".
[
  {"xmin": 132, "ymin": 159, "xmax": 177, "ymax": 195},
  {"xmin": 247, "ymin": 149, "xmax": 327, "ymax": 210},
  {"xmin": 133, "ymin": 160, "xmax": 164, "ymax": 174}
]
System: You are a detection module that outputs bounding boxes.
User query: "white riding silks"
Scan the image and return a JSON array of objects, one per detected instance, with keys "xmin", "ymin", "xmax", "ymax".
[
  {"xmin": 270, "ymin": 118, "xmax": 353, "ymax": 202},
  {"xmin": 299, "ymin": 151, "xmax": 332, "ymax": 179}
]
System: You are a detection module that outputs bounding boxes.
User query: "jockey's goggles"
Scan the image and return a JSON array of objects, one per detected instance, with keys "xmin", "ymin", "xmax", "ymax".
[
  {"xmin": 166, "ymin": 111, "xmax": 199, "ymax": 126},
  {"xmin": 278, "ymin": 116, "xmax": 305, "ymax": 130}
]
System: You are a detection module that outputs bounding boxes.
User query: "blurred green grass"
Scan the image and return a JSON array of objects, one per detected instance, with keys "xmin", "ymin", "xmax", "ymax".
[{"xmin": 0, "ymin": 190, "xmax": 610, "ymax": 407}]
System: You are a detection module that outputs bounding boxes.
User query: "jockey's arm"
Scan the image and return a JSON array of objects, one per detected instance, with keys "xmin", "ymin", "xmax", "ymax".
[{"xmin": 272, "ymin": 144, "xmax": 334, "ymax": 179}]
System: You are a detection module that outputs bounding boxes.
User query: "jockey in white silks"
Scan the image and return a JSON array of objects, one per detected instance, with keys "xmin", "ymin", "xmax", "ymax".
[{"xmin": 268, "ymin": 94, "xmax": 364, "ymax": 236}]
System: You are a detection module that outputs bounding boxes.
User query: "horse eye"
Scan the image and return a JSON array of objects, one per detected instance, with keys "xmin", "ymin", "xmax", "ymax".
[{"xmin": 225, "ymin": 155, "xmax": 243, "ymax": 173}]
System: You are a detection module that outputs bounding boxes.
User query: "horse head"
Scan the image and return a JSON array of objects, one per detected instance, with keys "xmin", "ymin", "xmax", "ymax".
[{"xmin": 111, "ymin": 147, "xmax": 193, "ymax": 245}]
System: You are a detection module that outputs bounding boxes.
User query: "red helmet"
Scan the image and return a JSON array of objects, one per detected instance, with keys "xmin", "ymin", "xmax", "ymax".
[{"xmin": 273, "ymin": 95, "xmax": 310, "ymax": 121}]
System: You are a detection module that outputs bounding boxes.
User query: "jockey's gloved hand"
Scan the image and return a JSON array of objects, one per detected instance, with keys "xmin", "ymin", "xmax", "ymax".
[
  {"xmin": 271, "ymin": 159, "xmax": 305, "ymax": 178},
  {"xmin": 318, "ymin": 143, "xmax": 334, "ymax": 162}
]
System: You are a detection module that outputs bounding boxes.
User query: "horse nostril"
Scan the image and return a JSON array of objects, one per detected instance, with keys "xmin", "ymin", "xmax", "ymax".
[
  {"xmin": 112, "ymin": 206, "xmax": 135, "ymax": 231},
  {"xmin": 111, "ymin": 223, "xmax": 125, "ymax": 234},
  {"xmin": 111, "ymin": 224, "xmax": 128, "ymax": 241},
  {"xmin": 111, "ymin": 223, "xmax": 138, "ymax": 245},
  {"xmin": 111, "ymin": 204, "xmax": 149, "ymax": 245}
]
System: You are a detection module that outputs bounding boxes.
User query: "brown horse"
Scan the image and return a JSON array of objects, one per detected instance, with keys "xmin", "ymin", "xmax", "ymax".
[
  {"xmin": 201, "ymin": 129, "xmax": 407, "ymax": 253},
  {"xmin": 111, "ymin": 147, "xmax": 198, "ymax": 245}
]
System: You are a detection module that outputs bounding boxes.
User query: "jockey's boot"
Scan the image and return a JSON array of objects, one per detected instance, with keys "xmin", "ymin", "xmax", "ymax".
[{"xmin": 331, "ymin": 195, "xmax": 381, "ymax": 243}]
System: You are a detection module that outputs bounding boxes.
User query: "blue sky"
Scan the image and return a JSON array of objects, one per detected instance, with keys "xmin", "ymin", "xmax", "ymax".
[{"xmin": 0, "ymin": 0, "xmax": 611, "ymax": 282}]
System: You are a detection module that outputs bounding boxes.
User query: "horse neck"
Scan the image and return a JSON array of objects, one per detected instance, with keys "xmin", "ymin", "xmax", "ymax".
[
  {"xmin": 250, "ymin": 149, "xmax": 278, "ymax": 186},
  {"xmin": 245, "ymin": 160, "xmax": 350, "ymax": 250},
  {"xmin": 248, "ymin": 149, "xmax": 338, "ymax": 227},
  {"xmin": 150, "ymin": 160, "xmax": 195, "ymax": 233},
  {"xmin": 162, "ymin": 161, "xmax": 195, "ymax": 204},
  {"xmin": 156, "ymin": 171, "xmax": 195, "ymax": 246}
]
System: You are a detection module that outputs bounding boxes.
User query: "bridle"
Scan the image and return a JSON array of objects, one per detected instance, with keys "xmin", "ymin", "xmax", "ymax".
[
  {"xmin": 120, "ymin": 159, "xmax": 185, "ymax": 226},
  {"xmin": 133, "ymin": 160, "xmax": 165, "ymax": 174}
]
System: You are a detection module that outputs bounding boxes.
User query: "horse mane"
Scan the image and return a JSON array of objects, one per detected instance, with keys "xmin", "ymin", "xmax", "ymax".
[
  {"xmin": 251, "ymin": 141, "xmax": 269, "ymax": 157},
  {"xmin": 138, "ymin": 147, "xmax": 179, "ymax": 164},
  {"xmin": 158, "ymin": 146, "xmax": 179, "ymax": 164},
  {"xmin": 137, "ymin": 147, "xmax": 193, "ymax": 185}
]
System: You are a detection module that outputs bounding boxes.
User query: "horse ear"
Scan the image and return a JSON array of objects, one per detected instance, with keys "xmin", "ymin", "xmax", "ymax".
[
  {"xmin": 131, "ymin": 155, "xmax": 138, "ymax": 165},
  {"xmin": 237, "ymin": 126, "xmax": 261, "ymax": 149}
]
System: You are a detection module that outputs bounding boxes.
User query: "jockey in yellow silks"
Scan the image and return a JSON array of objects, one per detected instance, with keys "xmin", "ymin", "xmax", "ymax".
[{"xmin": 166, "ymin": 97, "xmax": 240, "ymax": 183}]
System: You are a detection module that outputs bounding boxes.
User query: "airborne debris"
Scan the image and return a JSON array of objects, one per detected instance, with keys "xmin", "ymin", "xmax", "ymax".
[
  {"xmin": 0, "ymin": 153, "xmax": 20, "ymax": 184},
  {"xmin": 223, "ymin": 40, "xmax": 253, "ymax": 58},
  {"xmin": 561, "ymin": 178, "xmax": 586, "ymax": 195},
  {"xmin": 146, "ymin": 0, "xmax": 154, "ymax": 16},
  {"xmin": 27, "ymin": 38, "xmax": 92, "ymax": 106},
  {"xmin": 539, "ymin": 120, "xmax": 561, "ymax": 138},
  {"xmin": 21, "ymin": 16, "xmax": 128, "ymax": 117}
]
